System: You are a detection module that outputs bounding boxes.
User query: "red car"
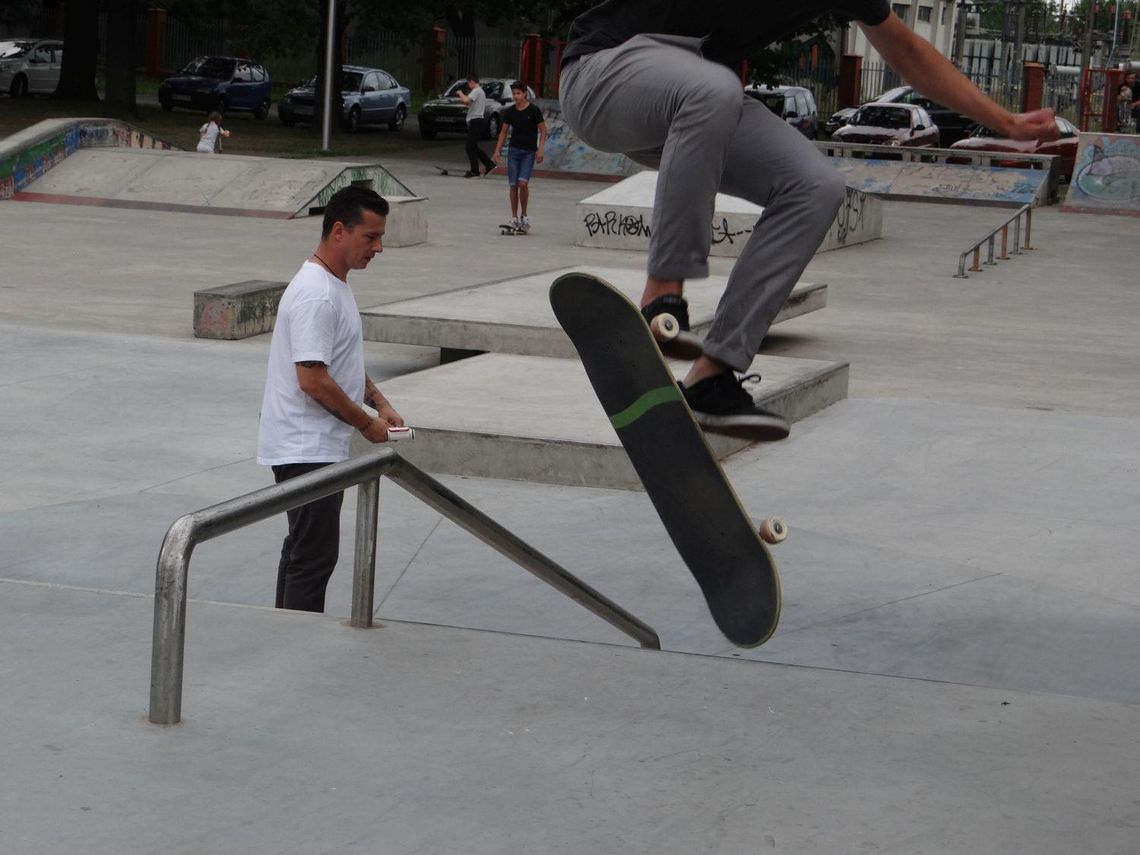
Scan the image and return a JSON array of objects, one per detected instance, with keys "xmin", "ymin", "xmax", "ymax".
[
  {"xmin": 830, "ymin": 103, "xmax": 941, "ymax": 147},
  {"xmin": 947, "ymin": 117, "xmax": 1080, "ymax": 180}
]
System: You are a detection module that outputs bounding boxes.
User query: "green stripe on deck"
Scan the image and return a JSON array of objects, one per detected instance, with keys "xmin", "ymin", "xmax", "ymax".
[{"xmin": 610, "ymin": 385, "xmax": 682, "ymax": 429}]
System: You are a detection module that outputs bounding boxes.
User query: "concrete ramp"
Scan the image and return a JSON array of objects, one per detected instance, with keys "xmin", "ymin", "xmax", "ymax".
[
  {"xmin": 360, "ymin": 265, "xmax": 827, "ymax": 358},
  {"xmin": 1061, "ymin": 132, "xmax": 1140, "ymax": 217},
  {"xmin": 14, "ymin": 147, "xmax": 420, "ymax": 220},
  {"xmin": 529, "ymin": 99, "xmax": 640, "ymax": 180},
  {"xmin": 576, "ymin": 171, "xmax": 882, "ymax": 255},
  {"xmin": 830, "ymin": 158, "xmax": 1050, "ymax": 207}
]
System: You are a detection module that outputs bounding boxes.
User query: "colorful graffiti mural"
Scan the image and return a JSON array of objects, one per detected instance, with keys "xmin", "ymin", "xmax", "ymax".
[{"xmin": 1062, "ymin": 133, "xmax": 1140, "ymax": 217}]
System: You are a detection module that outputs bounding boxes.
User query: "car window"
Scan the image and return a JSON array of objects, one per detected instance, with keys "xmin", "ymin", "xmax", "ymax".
[
  {"xmin": 484, "ymin": 81, "xmax": 503, "ymax": 99},
  {"xmin": 915, "ymin": 108, "xmax": 932, "ymax": 127},
  {"xmin": 53, "ymin": 47, "xmax": 64, "ymax": 62},
  {"xmin": 444, "ymin": 80, "xmax": 465, "ymax": 96},
  {"xmin": 235, "ymin": 62, "xmax": 254, "ymax": 82},
  {"xmin": 251, "ymin": 65, "xmax": 265, "ymax": 82},
  {"xmin": 855, "ymin": 106, "xmax": 910, "ymax": 129},
  {"xmin": 803, "ymin": 91, "xmax": 816, "ymax": 113},
  {"xmin": 378, "ymin": 72, "xmax": 395, "ymax": 90},
  {"xmin": 33, "ymin": 46, "xmax": 52, "ymax": 62},
  {"xmin": 795, "ymin": 93, "xmax": 809, "ymax": 115},
  {"xmin": 0, "ymin": 41, "xmax": 34, "ymax": 59},
  {"xmin": 361, "ymin": 72, "xmax": 378, "ymax": 91},
  {"xmin": 750, "ymin": 91, "xmax": 785, "ymax": 115},
  {"xmin": 183, "ymin": 56, "xmax": 235, "ymax": 80}
]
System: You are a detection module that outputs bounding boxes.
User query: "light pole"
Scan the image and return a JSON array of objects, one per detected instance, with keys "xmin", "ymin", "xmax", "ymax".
[{"xmin": 321, "ymin": 0, "xmax": 336, "ymax": 152}]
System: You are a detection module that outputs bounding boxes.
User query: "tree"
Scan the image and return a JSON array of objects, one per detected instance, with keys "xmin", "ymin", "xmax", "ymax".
[
  {"xmin": 55, "ymin": 0, "xmax": 101, "ymax": 101},
  {"xmin": 104, "ymin": 0, "xmax": 142, "ymax": 113}
]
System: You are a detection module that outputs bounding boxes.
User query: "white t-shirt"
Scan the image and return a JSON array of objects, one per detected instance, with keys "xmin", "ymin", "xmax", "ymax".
[
  {"xmin": 197, "ymin": 121, "xmax": 221, "ymax": 153},
  {"xmin": 257, "ymin": 261, "xmax": 365, "ymax": 465},
  {"xmin": 466, "ymin": 85, "xmax": 486, "ymax": 123}
]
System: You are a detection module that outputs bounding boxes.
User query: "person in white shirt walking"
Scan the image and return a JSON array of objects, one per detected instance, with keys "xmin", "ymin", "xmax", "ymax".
[
  {"xmin": 457, "ymin": 73, "xmax": 498, "ymax": 177},
  {"xmin": 256, "ymin": 186, "xmax": 404, "ymax": 612}
]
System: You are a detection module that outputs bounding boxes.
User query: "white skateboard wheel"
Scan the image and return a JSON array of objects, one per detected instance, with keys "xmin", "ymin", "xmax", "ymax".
[
  {"xmin": 758, "ymin": 516, "xmax": 787, "ymax": 545},
  {"xmin": 649, "ymin": 313, "xmax": 679, "ymax": 342}
]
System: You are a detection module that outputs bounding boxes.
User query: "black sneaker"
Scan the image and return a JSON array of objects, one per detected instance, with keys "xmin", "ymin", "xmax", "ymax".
[
  {"xmin": 640, "ymin": 295, "xmax": 704, "ymax": 360},
  {"xmin": 681, "ymin": 372, "xmax": 790, "ymax": 441},
  {"xmin": 484, "ymin": 161, "xmax": 498, "ymax": 175}
]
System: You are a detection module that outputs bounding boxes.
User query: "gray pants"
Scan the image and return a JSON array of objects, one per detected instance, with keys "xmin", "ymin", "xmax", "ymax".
[{"xmin": 560, "ymin": 34, "xmax": 847, "ymax": 371}]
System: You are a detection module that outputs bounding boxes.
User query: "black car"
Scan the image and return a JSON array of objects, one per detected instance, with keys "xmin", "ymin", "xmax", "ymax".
[
  {"xmin": 743, "ymin": 84, "xmax": 818, "ymax": 139},
  {"xmin": 418, "ymin": 78, "xmax": 536, "ymax": 140},
  {"xmin": 159, "ymin": 56, "xmax": 272, "ymax": 118},
  {"xmin": 825, "ymin": 85, "xmax": 976, "ymax": 145}
]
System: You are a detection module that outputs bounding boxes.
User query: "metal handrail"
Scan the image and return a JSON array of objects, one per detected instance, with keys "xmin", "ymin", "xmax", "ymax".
[
  {"xmin": 149, "ymin": 448, "xmax": 660, "ymax": 724},
  {"xmin": 954, "ymin": 204, "xmax": 1034, "ymax": 278}
]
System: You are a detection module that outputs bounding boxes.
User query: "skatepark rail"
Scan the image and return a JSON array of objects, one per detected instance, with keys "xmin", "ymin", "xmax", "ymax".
[
  {"xmin": 149, "ymin": 448, "xmax": 660, "ymax": 725},
  {"xmin": 953, "ymin": 204, "xmax": 1033, "ymax": 278}
]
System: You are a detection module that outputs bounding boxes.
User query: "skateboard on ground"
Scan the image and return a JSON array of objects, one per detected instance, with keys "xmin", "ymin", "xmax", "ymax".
[
  {"xmin": 499, "ymin": 222, "xmax": 530, "ymax": 236},
  {"xmin": 433, "ymin": 165, "xmax": 476, "ymax": 177},
  {"xmin": 550, "ymin": 271, "xmax": 783, "ymax": 647}
]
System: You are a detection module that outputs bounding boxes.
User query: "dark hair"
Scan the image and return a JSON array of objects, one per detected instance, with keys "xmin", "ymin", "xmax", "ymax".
[
  {"xmin": 466, "ymin": 72, "xmax": 480, "ymax": 83},
  {"xmin": 510, "ymin": 80, "xmax": 527, "ymax": 93},
  {"xmin": 322, "ymin": 186, "xmax": 389, "ymax": 237}
]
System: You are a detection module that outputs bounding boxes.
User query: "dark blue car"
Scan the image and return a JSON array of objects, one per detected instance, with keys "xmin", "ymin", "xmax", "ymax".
[{"xmin": 159, "ymin": 56, "xmax": 272, "ymax": 119}]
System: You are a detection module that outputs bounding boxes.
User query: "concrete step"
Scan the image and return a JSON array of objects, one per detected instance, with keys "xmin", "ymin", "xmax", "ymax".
[
  {"xmin": 357, "ymin": 351, "xmax": 849, "ymax": 490},
  {"xmin": 575, "ymin": 171, "xmax": 883, "ymax": 255},
  {"xmin": 360, "ymin": 265, "xmax": 827, "ymax": 359}
]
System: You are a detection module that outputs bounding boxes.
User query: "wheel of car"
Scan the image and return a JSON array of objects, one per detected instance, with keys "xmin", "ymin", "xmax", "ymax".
[
  {"xmin": 10, "ymin": 75, "xmax": 28, "ymax": 98},
  {"xmin": 345, "ymin": 107, "xmax": 361, "ymax": 133},
  {"xmin": 419, "ymin": 124, "xmax": 436, "ymax": 140},
  {"xmin": 388, "ymin": 105, "xmax": 406, "ymax": 132},
  {"xmin": 255, "ymin": 99, "xmax": 270, "ymax": 120},
  {"xmin": 485, "ymin": 114, "xmax": 501, "ymax": 141}
]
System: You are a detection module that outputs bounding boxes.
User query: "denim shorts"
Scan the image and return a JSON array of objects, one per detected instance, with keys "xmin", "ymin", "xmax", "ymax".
[{"xmin": 507, "ymin": 148, "xmax": 536, "ymax": 185}]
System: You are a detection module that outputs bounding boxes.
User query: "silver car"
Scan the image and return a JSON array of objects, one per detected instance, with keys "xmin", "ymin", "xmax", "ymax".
[
  {"xmin": 278, "ymin": 65, "xmax": 411, "ymax": 132},
  {"xmin": 0, "ymin": 38, "xmax": 63, "ymax": 97}
]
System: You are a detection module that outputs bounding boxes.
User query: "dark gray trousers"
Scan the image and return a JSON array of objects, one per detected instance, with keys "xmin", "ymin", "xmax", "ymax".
[{"xmin": 560, "ymin": 34, "xmax": 847, "ymax": 370}]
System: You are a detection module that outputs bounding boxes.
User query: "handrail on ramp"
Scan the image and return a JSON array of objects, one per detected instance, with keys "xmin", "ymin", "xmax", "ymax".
[
  {"xmin": 954, "ymin": 204, "xmax": 1034, "ymax": 278},
  {"xmin": 149, "ymin": 448, "xmax": 660, "ymax": 725}
]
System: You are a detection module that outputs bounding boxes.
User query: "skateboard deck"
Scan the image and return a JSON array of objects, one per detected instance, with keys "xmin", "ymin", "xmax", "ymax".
[
  {"xmin": 499, "ymin": 223, "xmax": 529, "ymax": 235},
  {"xmin": 550, "ymin": 271, "xmax": 782, "ymax": 647}
]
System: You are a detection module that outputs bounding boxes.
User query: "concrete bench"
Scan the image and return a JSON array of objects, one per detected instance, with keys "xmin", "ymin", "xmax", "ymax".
[{"xmin": 193, "ymin": 279, "xmax": 287, "ymax": 339}]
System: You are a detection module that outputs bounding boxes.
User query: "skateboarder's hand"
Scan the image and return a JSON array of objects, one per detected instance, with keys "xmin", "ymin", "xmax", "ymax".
[
  {"xmin": 375, "ymin": 401, "xmax": 405, "ymax": 429},
  {"xmin": 536, "ymin": 147, "xmax": 544, "ymax": 164},
  {"xmin": 1003, "ymin": 108, "xmax": 1058, "ymax": 141}
]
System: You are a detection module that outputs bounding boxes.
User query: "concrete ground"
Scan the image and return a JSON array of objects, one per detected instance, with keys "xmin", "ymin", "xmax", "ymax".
[{"xmin": 1, "ymin": 155, "xmax": 1138, "ymax": 854}]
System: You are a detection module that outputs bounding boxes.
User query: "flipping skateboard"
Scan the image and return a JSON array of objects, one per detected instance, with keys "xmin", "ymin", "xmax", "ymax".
[{"xmin": 550, "ymin": 271, "xmax": 783, "ymax": 647}]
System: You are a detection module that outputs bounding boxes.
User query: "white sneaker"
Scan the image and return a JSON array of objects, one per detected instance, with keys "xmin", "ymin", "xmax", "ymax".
[{"xmin": 519, "ymin": 216, "xmax": 531, "ymax": 233}]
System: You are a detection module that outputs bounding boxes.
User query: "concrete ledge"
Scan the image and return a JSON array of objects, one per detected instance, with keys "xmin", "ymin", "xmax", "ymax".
[
  {"xmin": 378, "ymin": 195, "xmax": 428, "ymax": 247},
  {"xmin": 356, "ymin": 352, "xmax": 849, "ymax": 489},
  {"xmin": 193, "ymin": 279, "xmax": 286, "ymax": 340},
  {"xmin": 575, "ymin": 173, "xmax": 883, "ymax": 256},
  {"xmin": 361, "ymin": 265, "xmax": 827, "ymax": 358}
]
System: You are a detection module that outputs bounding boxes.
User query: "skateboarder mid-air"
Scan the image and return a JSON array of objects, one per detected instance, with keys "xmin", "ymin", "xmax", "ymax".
[{"xmin": 560, "ymin": 2, "xmax": 1059, "ymax": 440}]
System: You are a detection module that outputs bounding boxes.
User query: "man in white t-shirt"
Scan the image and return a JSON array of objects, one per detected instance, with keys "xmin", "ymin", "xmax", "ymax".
[
  {"xmin": 257, "ymin": 185, "xmax": 403, "ymax": 612},
  {"xmin": 457, "ymin": 73, "xmax": 497, "ymax": 177}
]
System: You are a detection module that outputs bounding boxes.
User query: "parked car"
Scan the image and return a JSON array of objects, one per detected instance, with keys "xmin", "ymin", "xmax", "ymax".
[
  {"xmin": 947, "ymin": 116, "xmax": 1080, "ymax": 180},
  {"xmin": 278, "ymin": 66, "xmax": 411, "ymax": 132},
  {"xmin": 158, "ymin": 56, "xmax": 272, "ymax": 118},
  {"xmin": 743, "ymin": 84, "xmax": 818, "ymax": 138},
  {"xmin": 0, "ymin": 38, "xmax": 63, "ymax": 97},
  {"xmin": 826, "ymin": 85, "xmax": 976, "ymax": 144},
  {"xmin": 830, "ymin": 103, "xmax": 940, "ymax": 147},
  {"xmin": 418, "ymin": 78, "xmax": 537, "ymax": 140}
]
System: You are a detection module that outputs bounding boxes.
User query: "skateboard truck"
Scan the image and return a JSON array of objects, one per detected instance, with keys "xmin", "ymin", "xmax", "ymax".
[{"xmin": 757, "ymin": 516, "xmax": 788, "ymax": 545}]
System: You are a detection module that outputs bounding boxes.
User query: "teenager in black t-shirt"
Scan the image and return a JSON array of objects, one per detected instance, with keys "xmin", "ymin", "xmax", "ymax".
[
  {"xmin": 493, "ymin": 81, "xmax": 548, "ymax": 232},
  {"xmin": 560, "ymin": 2, "xmax": 1060, "ymax": 439}
]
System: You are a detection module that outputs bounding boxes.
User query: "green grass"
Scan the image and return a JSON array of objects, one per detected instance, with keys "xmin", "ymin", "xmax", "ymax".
[{"xmin": 0, "ymin": 93, "xmax": 421, "ymax": 159}]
